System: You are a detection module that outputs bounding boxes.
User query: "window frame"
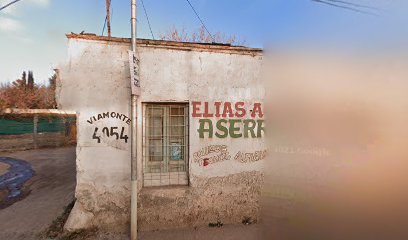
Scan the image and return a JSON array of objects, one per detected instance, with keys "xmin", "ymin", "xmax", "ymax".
[{"xmin": 142, "ymin": 102, "xmax": 189, "ymax": 187}]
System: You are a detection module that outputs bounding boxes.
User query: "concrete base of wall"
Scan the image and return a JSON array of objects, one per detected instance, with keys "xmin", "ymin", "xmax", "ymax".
[
  {"xmin": 138, "ymin": 171, "xmax": 263, "ymax": 231},
  {"xmin": 64, "ymin": 171, "xmax": 263, "ymax": 233},
  {"xmin": 64, "ymin": 184, "xmax": 131, "ymax": 232}
]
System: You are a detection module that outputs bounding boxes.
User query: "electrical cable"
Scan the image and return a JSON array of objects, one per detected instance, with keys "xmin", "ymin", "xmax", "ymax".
[
  {"xmin": 311, "ymin": 0, "xmax": 377, "ymax": 15},
  {"xmin": 185, "ymin": 0, "xmax": 215, "ymax": 42},
  {"xmin": 325, "ymin": 0, "xmax": 378, "ymax": 10},
  {"xmin": 140, "ymin": 0, "xmax": 155, "ymax": 40},
  {"xmin": 0, "ymin": 0, "xmax": 23, "ymax": 12}
]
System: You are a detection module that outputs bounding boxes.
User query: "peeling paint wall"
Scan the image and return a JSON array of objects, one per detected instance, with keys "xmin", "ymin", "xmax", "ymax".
[
  {"xmin": 58, "ymin": 39, "xmax": 132, "ymax": 231},
  {"xmin": 139, "ymin": 171, "xmax": 263, "ymax": 231},
  {"xmin": 58, "ymin": 37, "xmax": 264, "ymax": 232}
]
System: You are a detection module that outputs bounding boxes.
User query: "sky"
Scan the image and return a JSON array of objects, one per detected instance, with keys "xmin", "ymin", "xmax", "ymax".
[{"xmin": 0, "ymin": 0, "xmax": 407, "ymax": 84}]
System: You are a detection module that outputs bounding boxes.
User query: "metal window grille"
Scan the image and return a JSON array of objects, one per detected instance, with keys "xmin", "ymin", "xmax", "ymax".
[{"xmin": 143, "ymin": 103, "xmax": 189, "ymax": 186}]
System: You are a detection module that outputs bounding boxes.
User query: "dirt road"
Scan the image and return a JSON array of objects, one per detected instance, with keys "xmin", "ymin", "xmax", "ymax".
[
  {"xmin": 0, "ymin": 147, "xmax": 76, "ymax": 240},
  {"xmin": 138, "ymin": 224, "xmax": 261, "ymax": 240},
  {"xmin": 71, "ymin": 224, "xmax": 261, "ymax": 240},
  {"xmin": 0, "ymin": 147, "xmax": 262, "ymax": 240}
]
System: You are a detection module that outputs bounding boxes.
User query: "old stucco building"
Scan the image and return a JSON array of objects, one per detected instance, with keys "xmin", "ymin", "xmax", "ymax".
[{"xmin": 57, "ymin": 33, "xmax": 265, "ymax": 232}]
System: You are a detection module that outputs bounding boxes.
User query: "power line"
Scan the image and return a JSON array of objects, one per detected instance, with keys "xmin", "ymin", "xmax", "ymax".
[
  {"xmin": 185, "ymin": 0, "xmax": 215, "ymax": 42},
  {"xmin": 102, "ymin": 16, "xmax": 107, "ymax": 36},
  {"xmin": 0, "ymin": 0, "xmax": 22, "ymax": 12},
  {"xmin": 311, "ymin": 0, "xmax": 377, "ymax": 15},
  {"xmin": 140, "ymin": 0, "xmax": 155, "ymax": 40},
  {"xmin": 325, "ymin": 0, "xmax": 378, "ymax": 10}
]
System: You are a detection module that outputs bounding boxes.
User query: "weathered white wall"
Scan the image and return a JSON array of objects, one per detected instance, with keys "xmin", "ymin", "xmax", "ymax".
[
  {"xmin": 138, "ymin": 46, "xmax": 265, "ymax": 230},
  {"xmin": 58, "ymin": 39, "xmax": 132, "ymax": 231},
  {"xmin": 138, "ymin": 47, "xmax": 265, "ymax": 176},
  {"xmin": 58, "ymin": 37, "xmax": 264, "ymax": 232}
]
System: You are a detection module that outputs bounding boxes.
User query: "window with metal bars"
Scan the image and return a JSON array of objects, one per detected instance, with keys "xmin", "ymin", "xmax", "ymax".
[{"xmin": 143, "ymin": 103, "xmax": 189, "ymax": 187}]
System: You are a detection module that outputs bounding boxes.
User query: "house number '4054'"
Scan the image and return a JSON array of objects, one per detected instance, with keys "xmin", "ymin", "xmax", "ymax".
[{"xmin": 92, "ymin": 127, "xmax": 129, "ymax": 143}]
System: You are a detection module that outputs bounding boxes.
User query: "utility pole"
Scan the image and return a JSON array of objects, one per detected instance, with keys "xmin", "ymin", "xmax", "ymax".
[
  {"xmin": 105, "ymin": 0, "xmax": 111, "ymax": 37},
  {"xmin": 130, "ymin": 1, "xmax": 138, "ymax": 239}
]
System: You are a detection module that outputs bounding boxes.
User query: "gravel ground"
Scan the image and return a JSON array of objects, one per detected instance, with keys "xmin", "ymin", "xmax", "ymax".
[
  {"xmin": 0, "ymin": 147, "xmax": 76, "ymax": 240},
  {"xmin": 0, "ymin": 162, "xmax": 9, "ymax": 175},
  {"xmin": 137, "ymin": 224, "xmax": 261, "ymax": 240},
  {"xmin": 78, "ymin": 224, "xmax": 261, "ymax": 240},
  {"xmin": 0, "ymin": 147, "xmax": 263, "ymax": 240}
]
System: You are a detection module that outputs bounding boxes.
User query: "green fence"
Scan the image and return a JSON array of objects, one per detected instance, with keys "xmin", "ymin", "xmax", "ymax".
[{"xmin": 0, "ymin": 116, "xmax": 75, "ymax": 135}]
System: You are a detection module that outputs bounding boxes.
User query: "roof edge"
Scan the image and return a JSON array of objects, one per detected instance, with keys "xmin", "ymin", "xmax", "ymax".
[{"xmin": 66, "ymin": 33, "xmax": 263, "ymax": 55}]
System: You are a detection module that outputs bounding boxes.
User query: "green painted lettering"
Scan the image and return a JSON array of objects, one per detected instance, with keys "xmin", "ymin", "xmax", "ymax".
[
  {"xmin": 257, "ymin": 120, "xmax": 265, "ymax": 138},
  {"xmin": 243, "ymin": 119, "xmax": 256, "ymax": 138},
  {"xmin": 229, "ymin": 119, "xmax": 242, "ymax": 138},
  {"xmin": 215, "ymin": 119, "xmax": 228, "ymax": 138},
  {"xmin": 198, "ymin": 119, "xmax": 213, "ymax": 138}
]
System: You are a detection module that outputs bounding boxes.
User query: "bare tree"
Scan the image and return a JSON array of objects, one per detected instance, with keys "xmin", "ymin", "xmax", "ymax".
[
  {"xmin": 0, "ymin": 70, "xmax": 57, "ymax": 109},
  {"xmin": 160, "ymin": 25, "xmax": 245, "ymax": 46}
]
